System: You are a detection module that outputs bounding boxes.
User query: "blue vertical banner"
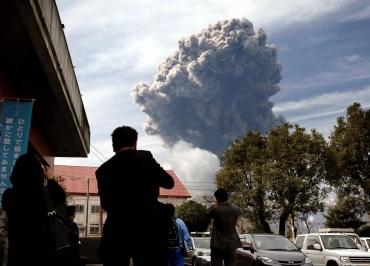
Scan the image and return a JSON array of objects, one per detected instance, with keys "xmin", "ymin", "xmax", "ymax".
[{"xmin": 0, "ymin": 99, "xmax": 34, "ymax": 199}]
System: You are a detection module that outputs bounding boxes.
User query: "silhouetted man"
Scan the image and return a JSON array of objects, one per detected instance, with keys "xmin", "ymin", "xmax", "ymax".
[
  {"xmin": 96, "ymin": 126, "xmax": 174, "ymax": 266},
  {"xmin": 207, "ymin": 188, "xmax": 241, "ymax": 266}
]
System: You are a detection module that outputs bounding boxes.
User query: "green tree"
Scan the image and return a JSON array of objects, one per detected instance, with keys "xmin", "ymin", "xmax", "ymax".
[
  {"xmin": 264, "ymin": 123, "xmax": 334, "ymax": 236},
  {"xmin": 217, "ymin": 123, "xmax": 335, "ymax": 236},
  {"xmin": 176, "ymin": 200, "xmax": 211, "ymax": 232},
  {"xmin": 217, "ymin": 131, "xmax": 272, "ymax": 233},
  {"xmin": 324, "ymin": 194, "xmax": 365, "ymax": 229},
  {"xmin": 330, "ymin": 102, "xmax": 370, "ymax": 207}
]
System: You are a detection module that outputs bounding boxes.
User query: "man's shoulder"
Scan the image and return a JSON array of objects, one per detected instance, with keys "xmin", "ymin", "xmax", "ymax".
[
  {"xmin": 135, "ymin": 150, "xmax": 153, "ymax": 158},
  {"xmin": 96, "ymin": 156, "xmax": 116, "ymax": 175}
]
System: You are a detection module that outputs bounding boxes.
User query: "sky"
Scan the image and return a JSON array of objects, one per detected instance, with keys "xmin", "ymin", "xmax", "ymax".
[{"xmin": 55, "ymin": 0, "xmax": 370, "ymax": 199}]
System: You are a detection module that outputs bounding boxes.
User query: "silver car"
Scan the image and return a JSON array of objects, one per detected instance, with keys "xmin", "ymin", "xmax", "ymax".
[{"xmin": 184, "ymin": 237, "xmax": 211, "ymax": 266}]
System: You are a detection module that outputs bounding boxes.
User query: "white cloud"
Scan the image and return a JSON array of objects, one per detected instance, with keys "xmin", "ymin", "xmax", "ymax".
[
  {"xmin": 273, "ymin": 86, "xmax": 370, "ymax": 137},
  {"xmin": 160, "ymin": 141, "xmax": 220, "ymax": 198},
  {"xmin": 339, "ymin": 4, "xmax": 370, "ymax": 22},
  {"xmin": 273, "ymin": 86, "xmax": 370, "ymax": 114}
]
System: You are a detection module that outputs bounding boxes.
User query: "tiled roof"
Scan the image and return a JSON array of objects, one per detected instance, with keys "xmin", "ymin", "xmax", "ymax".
[{"xmin": 54, "ymin": 165, "xmax": 191, "ymax": 198}]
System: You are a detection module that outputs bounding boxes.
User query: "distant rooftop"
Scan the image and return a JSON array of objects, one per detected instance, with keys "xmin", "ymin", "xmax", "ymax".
[{"xmin": 54, "ymin": 165, "xmax": 191, "ymax": 198}]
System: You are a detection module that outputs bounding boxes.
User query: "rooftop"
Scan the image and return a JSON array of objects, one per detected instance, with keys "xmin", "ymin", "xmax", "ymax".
[{"xmin": 54, "ymin": 165, "xmax": 191, "ymax": 198}]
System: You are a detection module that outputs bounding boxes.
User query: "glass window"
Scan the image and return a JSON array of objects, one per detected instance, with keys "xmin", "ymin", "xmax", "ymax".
[
  {"xmin": 307, "ymin": 236, "xmax": 320, "ymax": 250},
  {"xmin": 321, "ymin": 235, "xmax": 358, "ymax": 249},
  {"xmin": 89, "ymin": 223, "xmax": 100, "ymax": 234},
  {"xmin": 252, "ymin": 235, "xmax": 298, "ymax": 251},
  {"xmin": 295, "ymin": 236, "xmax": 305, "ymax": 249},
  {"xmin": 75, "ymin": 205, "xmax": 84, "ymax": 213},
  {"xmin": 91, "ymin": 205, "xmax": 100, "ymax": 213}
]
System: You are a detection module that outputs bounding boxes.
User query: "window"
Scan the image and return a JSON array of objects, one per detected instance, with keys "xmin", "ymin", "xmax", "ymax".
[
  {"xmin": 91, "ymin": 205, "xmax": 100, "ymax": 213},
  {"xmin": 295, "ymin": 236, "xmax": 305, "ymax": 249},
  {"xmin": 307, "ymin": 236, "xmax": 320, "ymax": 250},
  {"xmin": 75, "ymin": 205, "xmax": 84, "ymax": 213},
  {"xmin": 89, "ymin": 224, "xmax": 100, "ymax": 234}
]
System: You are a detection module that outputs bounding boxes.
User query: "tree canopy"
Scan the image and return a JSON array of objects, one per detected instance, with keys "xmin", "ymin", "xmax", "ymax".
[
  {"xmin": 217, "ymin": 122, "xmax": 335, "ymax": 235},
  {"xmin": 176, "ymin": 200, "xmax": 211, "ymax": 232},
  {"xmin": 330, "ymin": 102, "xmax": 370, "ymax": 209},
  {"xmin": 324, "ymin": 193, "xmax": 365, "ymax": 229}
]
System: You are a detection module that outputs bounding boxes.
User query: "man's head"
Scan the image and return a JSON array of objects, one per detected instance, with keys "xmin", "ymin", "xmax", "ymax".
[
  {"xmin": 111, "ymin": 126, "xmax": 138, "ymax": 152},
  {"xmin": 214, "ymin": 188, "xmax": 228, "ymax": 203},
  {"xmin": 66, "ymin": 205, "xmax": 76, "ymax": 219}
]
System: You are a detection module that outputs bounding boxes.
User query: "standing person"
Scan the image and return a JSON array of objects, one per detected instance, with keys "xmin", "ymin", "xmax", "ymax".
[
  {"xmin": 95, "ymin": 125, "xmax": 174, "ymax": 266},
  {"xmin": 167, "ymin": 203, "xmax": 193, "ymax": 266},
  {"xmin": 63, "ymin": 205, "xmax": 81, "ymax": 266},
  {"xmin": 207, "ymin": 188, "xmax": 241, "ymax": 266},
  {"xmin": 1, "ymin": 153, "xmax": 67, "ymax": 266}
]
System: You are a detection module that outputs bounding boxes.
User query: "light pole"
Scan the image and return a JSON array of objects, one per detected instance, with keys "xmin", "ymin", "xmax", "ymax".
[{"xmin": 85, "ymin": 178, "xmax": 90, "ymax": 237}]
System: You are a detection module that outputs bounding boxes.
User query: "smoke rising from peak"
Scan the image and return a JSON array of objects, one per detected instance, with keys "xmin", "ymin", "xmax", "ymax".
[{"xmin": 132, "ymin": 18, "xmax": 283, "ymax": 155}]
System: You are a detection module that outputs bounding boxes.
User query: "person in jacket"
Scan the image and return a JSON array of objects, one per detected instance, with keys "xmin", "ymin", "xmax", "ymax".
[
  {"xmin": 167, "ymin": 203, "xmax": 193, "ymax": 266},
  {"xmin": 207, "ymin": 188, "xmax": 241, "ymax": 266},
  {"xmin": 1, "ymin": 153, "xmax": 67, "ymax": 266},
  {"xmin": 96, "ymin": 125, "xmax": 174, "ymax": 266}
]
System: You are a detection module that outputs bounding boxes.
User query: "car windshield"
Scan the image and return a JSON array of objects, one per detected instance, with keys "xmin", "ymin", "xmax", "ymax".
[
  {"xmin": 252, "ymin": 235, "xmax": 298, "ymax": 251},
  {"xmin": 321, "ymin": 235, "xmax": 359, "ymax": 249},
  {"xmin": 367, "ymin": 239, "xmax": 370, "ymax": 247},
  {"xmin": 194, "ymin": 238, "xmax": 210, "ymax": 249}
]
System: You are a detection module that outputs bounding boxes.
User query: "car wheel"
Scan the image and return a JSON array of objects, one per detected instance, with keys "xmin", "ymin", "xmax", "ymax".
[{"xmin": 327, "ymin": 261, "xmax": 338, "ymax": 266}]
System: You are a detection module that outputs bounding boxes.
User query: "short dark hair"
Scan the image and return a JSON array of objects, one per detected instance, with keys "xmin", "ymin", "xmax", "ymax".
[
  {"xmin": 167, "ymin": 203, "xmax": 176, "ymax": 217},
  {"xmin": 214, "ymin": 188, "xmax": 228, "ymax": 203},
  {"xmin": 66, "ymin": 205, "xmax": 76, "ymax": 217},
  {"xmin": 111, "ymin": 126, "xmax": 138, "ymax": 150}
]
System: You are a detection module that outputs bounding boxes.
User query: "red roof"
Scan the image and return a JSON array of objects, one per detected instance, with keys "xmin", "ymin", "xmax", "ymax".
[{"xmin": 54, "ymin": 165, "xmax": 191, "ymax": 198}]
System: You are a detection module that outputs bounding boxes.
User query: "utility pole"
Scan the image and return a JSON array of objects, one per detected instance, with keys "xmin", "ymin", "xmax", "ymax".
[{"xmin": 85, "ymin": 178, "xmax": 90, "ymax": 237}]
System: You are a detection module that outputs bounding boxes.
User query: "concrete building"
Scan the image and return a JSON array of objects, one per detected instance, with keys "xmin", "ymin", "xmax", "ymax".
[
  {"xmin": 54, "ymin": 165, "xmax": 191, "ymax": 237},
  {"xmin": 0, "ymin": 0, "xmax": 90, "ymax": 164}
]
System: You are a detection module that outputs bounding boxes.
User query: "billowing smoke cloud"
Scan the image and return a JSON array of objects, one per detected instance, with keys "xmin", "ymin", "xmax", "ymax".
[
  {"xmin": 162, "ymin": 140, "xmax": 219, "ymax": 198},
  {"xmin": 132, "ymin": 18, "xmax": 283, "ymax": 155}
]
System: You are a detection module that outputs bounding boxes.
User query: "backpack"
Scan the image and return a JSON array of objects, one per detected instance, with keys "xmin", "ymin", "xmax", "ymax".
[{"xmin": 168, "ymin": 218, "xmax": 181, "ymax": 249}]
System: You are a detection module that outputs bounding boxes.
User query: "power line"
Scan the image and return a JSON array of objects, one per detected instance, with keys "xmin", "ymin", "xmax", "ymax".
[
  {"xmin": 90, "ymin": 144, "xmax": 109, "ymax": 160},
  {"xmin": 90, "ymin": 149, "xmax": 105, "ymax": 163}
]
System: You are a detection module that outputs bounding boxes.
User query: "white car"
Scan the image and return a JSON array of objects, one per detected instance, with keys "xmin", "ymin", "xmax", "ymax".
[{"xmin": 295, "ymin": 233, "xmax": 370, "ymax": 266}]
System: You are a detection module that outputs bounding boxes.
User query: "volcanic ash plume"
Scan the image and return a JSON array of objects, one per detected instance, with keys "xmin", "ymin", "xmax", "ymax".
[{"xmin": 132, "ymin": 18, "xmax": 283, "ymax": 155}]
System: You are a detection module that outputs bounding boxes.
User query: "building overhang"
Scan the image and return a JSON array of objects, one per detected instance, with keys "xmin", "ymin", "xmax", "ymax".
[{"xmin": 0, "ymin": 0, "xmax": 90, "ymax": 156}]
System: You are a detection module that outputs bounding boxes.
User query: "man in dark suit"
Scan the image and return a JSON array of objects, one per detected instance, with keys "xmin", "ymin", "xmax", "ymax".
[
  {"xmin": 207, "ymin": 188, "xmax": 241, "ymax": 266},
  {"xmin": 95, "ymin": 126, "xmax": 174, "ymax": 266}
]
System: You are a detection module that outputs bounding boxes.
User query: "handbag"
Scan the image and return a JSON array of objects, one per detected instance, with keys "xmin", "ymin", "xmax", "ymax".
[{"xmin": 42, "ymin": 187, "xmax": 73, "ymax": 254}]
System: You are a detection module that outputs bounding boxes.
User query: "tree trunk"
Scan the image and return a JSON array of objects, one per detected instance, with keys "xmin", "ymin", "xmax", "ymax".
[
  {"xmin": 256, "ymin": 188, "xmax": 271, "ymax": 233},
  {"xmin": 258, "ymin": 209, "xmax": 272, "ymax": 233},
  {"xmin": 279, "ymin": 212, "xmax": 289, "ymax": 236}
]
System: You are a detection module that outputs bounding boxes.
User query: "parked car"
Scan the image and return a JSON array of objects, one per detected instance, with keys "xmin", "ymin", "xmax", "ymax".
[
  {"xmin": 184, "ymin": 236, "xmax": 211, "ymax": 266},
  {"xmin": 295, "ymin": 233, "xmax": 370, "ymax": 266},
  {"xmin": 237, "ymin": 234, "xmax": 312, "ymax": 266}
]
